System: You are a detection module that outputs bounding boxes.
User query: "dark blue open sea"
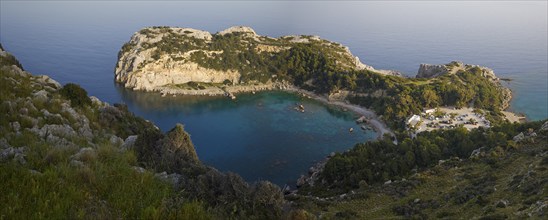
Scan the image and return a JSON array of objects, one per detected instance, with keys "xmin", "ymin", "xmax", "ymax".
[{"xmin": 1, "ymin": 1, "xmax": 546, "ymax": 185}]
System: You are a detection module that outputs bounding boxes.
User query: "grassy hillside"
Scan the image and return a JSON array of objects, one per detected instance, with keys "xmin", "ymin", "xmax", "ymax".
[
  {"xmin": 0, "ymin": 45, "xmax": 284, "ymax": 219},
  {"xmin": 290, "ymin": 120, "xmax": 547, "ymax": 219}
]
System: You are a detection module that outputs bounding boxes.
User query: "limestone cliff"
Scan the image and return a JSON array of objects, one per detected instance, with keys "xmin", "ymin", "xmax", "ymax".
[
  {"xmin": 115, "ymin": 26, "xmax": 398, "ymax": 92},
  {"xmin": 416, "ymin": 63, "xmax": 449, "ymax": 78},
  {"xmin": 115, "ymin": 27, "xmax": 240, "ymax": 91}
]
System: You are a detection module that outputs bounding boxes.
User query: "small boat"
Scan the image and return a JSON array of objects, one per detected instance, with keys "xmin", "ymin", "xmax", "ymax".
[
  {"xmin": 295, "ymin": 104, "xmax": 305, "ymax": 112},
  {"xmin": 349, "ymin": 128, "xmax": 354, "ymax": 132}
]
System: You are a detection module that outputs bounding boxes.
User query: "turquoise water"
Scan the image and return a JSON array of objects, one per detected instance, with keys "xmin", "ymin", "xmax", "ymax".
[
  {"xmin": 1, "ymin": 1, "xmax": 546, "ymax": 185},
  {"xmin": 118, "ymin": 89, "xmax": 374, "ymax": 185}
]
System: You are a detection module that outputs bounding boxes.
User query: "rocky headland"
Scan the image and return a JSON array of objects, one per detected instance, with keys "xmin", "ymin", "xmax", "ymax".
[{"xmin": 115, "ymin": 26, "xmax": 402, "ymax": 95}]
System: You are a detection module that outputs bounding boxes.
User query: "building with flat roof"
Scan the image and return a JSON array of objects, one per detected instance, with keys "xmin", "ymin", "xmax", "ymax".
[{"xmin": 407, "ymin": 115, "xmax": 421, "ymax": 128}]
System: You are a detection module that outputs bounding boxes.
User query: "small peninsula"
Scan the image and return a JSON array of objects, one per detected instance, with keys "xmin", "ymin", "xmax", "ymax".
[
  {"xmin": 115, "ymin": 26, "xmax": 401, "ymax": 93},
  {"xmin": 116, "ymin": 26, "xmax": 515, "ymax": 130}
]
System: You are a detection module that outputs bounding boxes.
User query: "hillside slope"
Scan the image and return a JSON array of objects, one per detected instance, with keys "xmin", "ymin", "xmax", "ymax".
[
  {"xmin": 290, "ymin": 121, "xmax": 547, "ymax": 219},
  {"xmin": 0, "ymin": 45, "xmax": 284, "ymax": 219}
]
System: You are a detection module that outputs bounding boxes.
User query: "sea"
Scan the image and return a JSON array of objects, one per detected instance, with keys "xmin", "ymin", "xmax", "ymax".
[{"xmin": 1, "ymin": 1, "xmax": 546, "ymax": 186}]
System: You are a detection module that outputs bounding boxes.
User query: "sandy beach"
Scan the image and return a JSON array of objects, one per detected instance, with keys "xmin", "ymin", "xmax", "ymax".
[{"xmin": 288, "ymin": 88, "xmax": 394, "ymax": 138}]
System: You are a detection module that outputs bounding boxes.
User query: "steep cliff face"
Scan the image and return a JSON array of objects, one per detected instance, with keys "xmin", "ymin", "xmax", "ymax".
[
  {"xmin": 115, "ymin": 27, "xmax": 241, "ymax": 91},
  {"xmin": 115, "ymin": 26, "xmax": 396, "ymax": 92},
  {"xmin": 416, "ymin": 63, "xmax": 449, "ymax": 78}
]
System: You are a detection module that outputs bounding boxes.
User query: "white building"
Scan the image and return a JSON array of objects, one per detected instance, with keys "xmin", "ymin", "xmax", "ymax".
[
  {"xmin": 425, "ymin": 109, "xmax": 436, "ymax": 114},
  {"xmin": 407, "ymin": 115, "xmax": 421, "ymax": 127}
]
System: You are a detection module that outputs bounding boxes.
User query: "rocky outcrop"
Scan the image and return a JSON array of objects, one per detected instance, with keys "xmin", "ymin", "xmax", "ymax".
[
  {"xmin": 218, "ymin": 26, "xmax": 257, "ymax": 36},
  {"xmin": 500, "ymin": 87, "xmax": 512, "ymax": 110},
  {"xmin": 115, "ymin": 26, "xmax": 398, "ymax": 93},
  {"xmin": 160, "ymin": 123, "xmax": 199, "ymax": 164},
  {"xmin": 122, "ymin": 135, "xmax": 138, "ymax": 150},
  {"xmin": 115, "ymin": 27, "xmax": 241, "ymax": 91},
  {"xmin": 0, "ymin": 146, "xmax": 26, "ymax": 164},
  {"xmin": 118, "ymin": 61, "xmax": 241, "ymax": 91},
  {"xmin": 416, "ymin": 63, "xmax": 449, "ymax": 78},
  {"xmin": 540, "ymin": 121, "xmax": 548, "ymax": 131},
  {"xmin": 416, "ymin": 61, "xmax": 500, "ymax": 82},
  {"xmin": 374, "ymin": 69, "xmax": 404, "ymax": 77}
]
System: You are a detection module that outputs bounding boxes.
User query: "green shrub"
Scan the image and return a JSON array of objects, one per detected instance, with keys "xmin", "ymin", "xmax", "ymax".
[
  {"xmin": 59, "ymin": 83, "xmax": 91, "ymax": 108},
  {"xmin": 0, "ymin": 44, "xmax": 24, "ymax": 70},
  {"xmin": 151, "ymin": 50, "xmax": 161, "ymax": 60}
]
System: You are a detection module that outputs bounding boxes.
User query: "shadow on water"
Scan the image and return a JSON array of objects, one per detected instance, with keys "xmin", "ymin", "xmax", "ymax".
[
  {"xmin": 116, "ymin": 83, "xmax": 243, "ymax": 115},
  {"xmin": 117, "ymin": 84, "xmax": 357, "ymax": 121}
]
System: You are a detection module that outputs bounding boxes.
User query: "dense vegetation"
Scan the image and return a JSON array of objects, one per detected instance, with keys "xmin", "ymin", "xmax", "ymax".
[
  {"xmin": 346, "ymin": 67, "xmax": 509, "ymax": 128},
  {"xmin": 316, "ymin": 120, "xmax": 546, "ymax": 191},
  {"xmin": 293, "ymin": 120, "xmax": 547, "ymax": 218},
  {"xmin": 59, "ymin": 83, "xmax": 92, "ymax": 108}
]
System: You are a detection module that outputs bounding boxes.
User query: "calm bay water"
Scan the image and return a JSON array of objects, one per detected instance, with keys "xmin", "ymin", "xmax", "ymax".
[
  {"xmin": 1, "ymin": 1, "xmax": 546, "ymax": 185},
  {"xmin": 118, "ymin": 89, "xmax": 374, "ymax": 185}
]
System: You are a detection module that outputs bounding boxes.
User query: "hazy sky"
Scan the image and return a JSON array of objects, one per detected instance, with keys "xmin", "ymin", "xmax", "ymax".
[
  {"xmin": 0, "ymin": 1, "xmax": 546, "ymax": 120},
  {"xmin": 2, "ymin": 1, "xmax": 547, "ymax": 37}
]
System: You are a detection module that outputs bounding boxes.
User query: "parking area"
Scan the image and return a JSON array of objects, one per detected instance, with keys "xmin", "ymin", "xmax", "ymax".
[{"xmin": 407, "ymin": 107, "xmax": 490, "ymax": 133}]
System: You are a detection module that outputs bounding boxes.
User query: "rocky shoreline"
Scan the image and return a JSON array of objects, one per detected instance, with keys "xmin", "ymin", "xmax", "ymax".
[{"xmin": 155, "ymin": 81, "xmax": 294, "ymax": 97}]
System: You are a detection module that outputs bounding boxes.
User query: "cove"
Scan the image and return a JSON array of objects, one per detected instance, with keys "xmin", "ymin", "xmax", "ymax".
[{"xmin": 117, "ymin": 87, "xmax": 377, "ymax": 186}]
